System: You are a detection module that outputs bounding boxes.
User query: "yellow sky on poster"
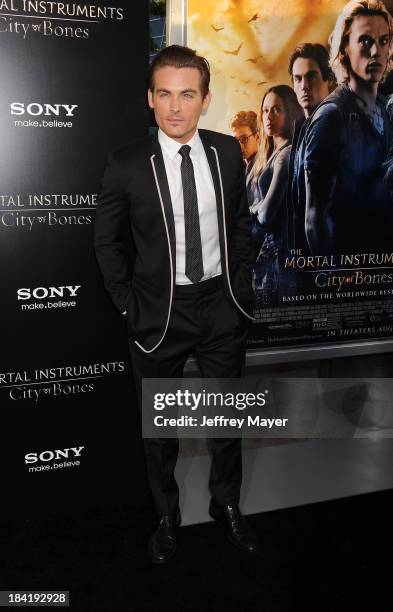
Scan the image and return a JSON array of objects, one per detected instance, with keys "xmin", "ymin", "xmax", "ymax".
[{"xmin": 187, "ymin": 0, "xmax": 349, "ymax": 133}]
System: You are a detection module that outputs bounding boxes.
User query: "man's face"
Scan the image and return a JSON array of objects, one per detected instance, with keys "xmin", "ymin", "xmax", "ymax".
[
  {"xmin": 345, "ymin": 15, "xmax": 390, "ymax": 85},
  {"xmin": 232, "ymin": 125, "xmax": 259, "ymax": 161},
  {"xmin": 148, "ymin": 66, "xmax": 211, "ymax": 143},
  {"xmin": 292, "ymin": 57, "xmax": 330, "ymax": 116}
]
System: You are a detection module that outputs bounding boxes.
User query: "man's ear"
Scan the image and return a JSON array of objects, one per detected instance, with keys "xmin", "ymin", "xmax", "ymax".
[
  {"xmin": 328, "ymin": 74, "xmax": 336, "ymax": 93},
  {"xmin": 147, "ymin": 89, "xmax": 154, "ymax": 109},
  {"xmin": 202, "ymin": 90, "xmax": 212, "ymax": 113}
]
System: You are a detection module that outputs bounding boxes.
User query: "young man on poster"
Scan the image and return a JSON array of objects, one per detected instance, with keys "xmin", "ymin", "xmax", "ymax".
[
  {"xmin": 287, "ymin": 43, "xmax": 334, "ymax": 254},
  {"xmin": 230, "ymin": 111, "xmax": 259, "ymax": 206},
  {"xmin": 230, "ymin": 111, "xmax": 259, "ymax": 170},
  {"xmin": 303, "ymin": 0, "xmax": 393, "ymax": 255},
  {"xmin": 94, "ymin": 45, "xmax": 257, "ymax": 564}
]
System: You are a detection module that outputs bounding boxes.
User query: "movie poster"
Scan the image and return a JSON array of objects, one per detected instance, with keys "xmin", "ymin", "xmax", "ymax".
[{"xmin": 188, "ymin": 0, "xmax": 393, "ymax": 350}]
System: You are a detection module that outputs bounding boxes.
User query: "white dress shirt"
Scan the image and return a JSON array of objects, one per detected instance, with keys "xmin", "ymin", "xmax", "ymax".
[{"xmin": 158, "ymin": 128, "xmax": 222, "ymax": 285}]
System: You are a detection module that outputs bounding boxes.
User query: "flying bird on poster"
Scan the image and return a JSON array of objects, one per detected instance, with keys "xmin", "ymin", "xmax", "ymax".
[
  {"xmin": 211, "ymin": 25, "xmax": 224, "ymax": 32},
  {"xmin": 224, "ymin": 43, "xmax": 243, "ymax": 56},
  {"xmin": 246, "ymin": 56, "xmax": 263, "ymax": 64},
  {"xmin": 247, "ymin": 13, "xmax": 260, "ymax": 23}
]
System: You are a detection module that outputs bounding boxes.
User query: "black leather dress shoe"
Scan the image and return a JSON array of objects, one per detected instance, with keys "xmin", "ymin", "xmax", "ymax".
[
  {"xmin": 209, "ymin": 501, "xmax": 258, "ymax": 554},
  {"xmin": 149, "ymin": 508, "xmax": 181, "ymax": 564}
]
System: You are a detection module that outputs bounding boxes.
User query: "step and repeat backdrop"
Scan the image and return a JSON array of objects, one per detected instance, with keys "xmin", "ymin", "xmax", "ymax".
[{"xmin": 0, "ymin": 0, "xmax": 150, "ymax": 518}]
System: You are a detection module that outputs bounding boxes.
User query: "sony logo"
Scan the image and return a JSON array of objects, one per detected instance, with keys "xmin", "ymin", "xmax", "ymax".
[
  {"xmin": 25, "ymin": 446, "xmax": 85, "ymax": 464},
  {"xmin": 10, "ymin": 103, "xmax": 78, "ymax": 117},
  {"xmin": 17, "ymin": 286, "xmax": 81, "ymax": 300}
]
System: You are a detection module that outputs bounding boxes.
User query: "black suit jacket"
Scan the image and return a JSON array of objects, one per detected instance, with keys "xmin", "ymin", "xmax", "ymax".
[{"xmin": 94, "ymin": 129, "xmax": 254, "ymax": 353}]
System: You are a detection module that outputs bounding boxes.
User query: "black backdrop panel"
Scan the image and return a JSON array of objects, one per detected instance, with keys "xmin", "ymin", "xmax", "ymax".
[{"xmin": 0, "ymin": 1, "xmax": 150, "ymax": 519}]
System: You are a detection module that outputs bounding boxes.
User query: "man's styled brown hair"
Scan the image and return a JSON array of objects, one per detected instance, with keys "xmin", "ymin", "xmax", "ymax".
[
  {"xmin": 148, "ymin": 45, "xmax": 211, "ymax": 98},
  {"xmin": 230, "ymin": 111, "xmax": 258, "ymax": 134}
]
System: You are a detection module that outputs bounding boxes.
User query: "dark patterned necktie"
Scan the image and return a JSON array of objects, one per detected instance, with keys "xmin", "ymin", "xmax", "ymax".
[{"xmin": 178, "ymin": 144, "xmax": 204, "ymax": 283}]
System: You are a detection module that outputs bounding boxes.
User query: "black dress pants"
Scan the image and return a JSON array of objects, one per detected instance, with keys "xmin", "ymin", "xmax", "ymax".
[{"xmin": 129, "ymin": 275, "xmax": 249, "ymax": 518}]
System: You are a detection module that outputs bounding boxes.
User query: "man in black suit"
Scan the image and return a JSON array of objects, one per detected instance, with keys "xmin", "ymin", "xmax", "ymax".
[{"xmin": 94, "ymin": 45, "xmax": 257, "ymax": 563}]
